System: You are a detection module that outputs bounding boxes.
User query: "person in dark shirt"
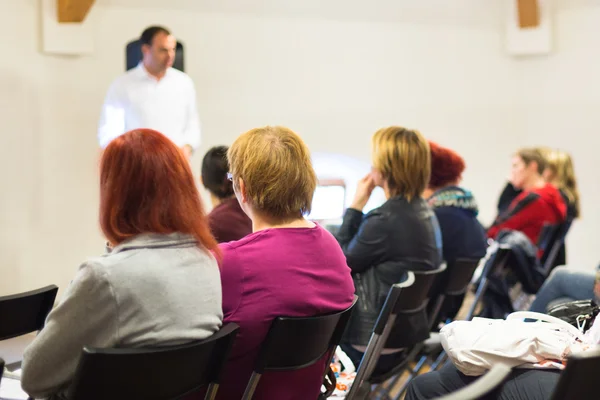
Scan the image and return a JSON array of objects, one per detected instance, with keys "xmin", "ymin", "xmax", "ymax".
[
  {"xmin": 423, "ymin": 141, "xmax": 487, "ymax": 327},
  {"xmin": 424, "ymin": 141, "xmax": 487, "ymax": 265},
  {"xmin": 201, "ymin": 146, "xmax": 252, "ymax": 243}
]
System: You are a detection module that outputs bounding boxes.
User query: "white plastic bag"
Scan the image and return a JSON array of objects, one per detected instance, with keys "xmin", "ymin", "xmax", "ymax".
[{"xmin": 440, "ymin": 312, "xmax": 582, "ymax": 376}]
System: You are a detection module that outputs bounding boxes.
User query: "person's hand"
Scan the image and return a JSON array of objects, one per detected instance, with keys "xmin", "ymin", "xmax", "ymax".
[
  {"xmin": 182, "ymin": 145, "xmax": 193, "ymax": 159},
  {"xmin": 350, "ymin": 174, "xmax": 376, "ymax": 211}
]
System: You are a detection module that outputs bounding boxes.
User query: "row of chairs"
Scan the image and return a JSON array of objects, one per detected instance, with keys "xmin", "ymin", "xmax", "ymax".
[
  {"xmin": 0, "ymin": 221, "xmax": 573, "ymax": 400},
  {"xmin": 0, "ymin": 285, "xmax": 358, "ymax": 400},
  {"xmin": 343, "ymin": 221, "xmax": 574, "ymax": 399},
  {"xmin": 344, "ymin": 259, "xmax": 481, "ymax": 400}
]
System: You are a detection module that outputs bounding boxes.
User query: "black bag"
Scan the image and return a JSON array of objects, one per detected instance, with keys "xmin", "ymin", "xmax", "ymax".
[{"xmin": 547, "ymin": 299, "xmax": 600, "ymax": 332}]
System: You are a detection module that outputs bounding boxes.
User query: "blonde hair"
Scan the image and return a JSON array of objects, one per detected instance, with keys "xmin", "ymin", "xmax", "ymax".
[
  {"xmin": 371, "ymin": 126, "xmax": 430, "ymax": 201},
  {"xmin": 545, "ymin": 150, "xmax": 580, "ymax": 218},
  {"xmin": 227, "ymin": 126, "xmax": 317, "ymax": 221},
  {"xmin": 516, "ymin": 148, "xmax": 547, "ymax": 174}
]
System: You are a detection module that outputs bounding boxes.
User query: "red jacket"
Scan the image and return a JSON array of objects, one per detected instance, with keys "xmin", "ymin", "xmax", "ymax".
[{"xmin": 488, "ymin": 183, "xmax": 567, "ymax": 245}]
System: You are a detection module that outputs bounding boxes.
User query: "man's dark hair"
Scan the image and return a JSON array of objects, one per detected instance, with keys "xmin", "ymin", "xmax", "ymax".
[
  {"xmin": 201, "ymin": 146, "xmax": 235, "ymax": 199},
  {"xmin": 140, "ymin": 26, "xmax": 171, "ymax": 46}
]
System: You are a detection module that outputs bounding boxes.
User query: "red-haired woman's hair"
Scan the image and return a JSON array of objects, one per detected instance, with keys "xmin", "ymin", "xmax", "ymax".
[
  {"xmin": 99, "ymin": 129, "xmax": 218, "ymax": 255},
  {"xmin": 428, "ymin": 141, "xmax": 466, "ymax": 189}
]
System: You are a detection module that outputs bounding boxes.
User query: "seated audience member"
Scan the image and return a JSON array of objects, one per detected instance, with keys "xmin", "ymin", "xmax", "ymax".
[
  {"xmin": 335, "ymin": 126, "xmax": 442, "ymax": 373},
  {"xmin": 423, "ymin": 141, "xmax": 487, "ymax": 326},
  {"xmin": 541, "ymin": 149, "xmax": 580, "ymax": 266},
  {"xmin": 21, "ymin": 129, "xmax": 223, "ymax": 400},
  {"xmin": 493, "ymin": 147, "xmax": 551, "ymax": 223},
  {"xmin": 405, "ymin": 361, "xmax": 561, "ymax": 400},
  {"xmin": 214, "ymin": 126, "xmax": 355, "ymax": 399},
  {"xmin": 488, "ymin": 148, "xmax": 567, "ymax": 246},
  {"xmin": 496, "ymin": 182, "xmax": 522, "ymax": 216},
  {"xmin": 529, "ymin": 264, "xmax": 600, "ymax": 313},
  {"xmin": 423, "ymin": 141, "xmax": 487, "ymax": 264},
  {"xmin": 201, "ymin": 145, "xmax": 252, "ymax": 242}
]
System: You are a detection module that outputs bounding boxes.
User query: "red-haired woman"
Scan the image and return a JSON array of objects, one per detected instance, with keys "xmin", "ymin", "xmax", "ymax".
[
  {"xmin": 423, "ymin": 141, "xmax": 487, "ymax": 327},
  {"xmin": 21, "ymin": 129, "xmax": 223, "ymax": 400}
]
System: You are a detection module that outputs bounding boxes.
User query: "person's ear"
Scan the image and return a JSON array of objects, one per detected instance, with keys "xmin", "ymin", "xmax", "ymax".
[
  {"xmin": 238, "ymin": 178, "xmax": 248, "ymax": 203},
  {"xmin": 141, "ymin": 43, "xmax": 150, "ymax": 57},
  {"xmin": 529, "ymin": 161, "xmax": 540, "ymax": 175}
]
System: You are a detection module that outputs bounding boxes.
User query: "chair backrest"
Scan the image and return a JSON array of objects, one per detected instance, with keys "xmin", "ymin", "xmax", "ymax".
[
  {"xmin": 346, "ymin": 276, "xmax": 415, "ymax": 399},
  {"xmin": 465, "ymin": 247, "xmax": 512, "ymax": 321},
  {"xmin": 384, "ymin": 264, "xmax": 447, "ymax": 349},
  {"xmin": 541, "ymin": 218, "xmax": 574, "ymax": 274},
  {"xmin": 253, "ymin": 296, "xmax": 358, "ymax": 374},
  {"xmin": 550, "ymin": 347, "xmax": 600, "ymax": 400},
  {"xmin": 537, "ymin": 223, "xmax": 559, "ymax": 255},
  {"xmin": 0, "ymin": 285, "xmax": 58, "ymax": 340},
  {"xmin": 443, "ymin": 259, "xmax": 481, "ymax": 296},
  {"xmin": 428, "ymin": 259, "xmax": 480, "ymax": 329},
  {"xmin": 68, "ymin": 323, "xmax": 239, "ymax": 400},
  {"xmin": 0, "ymin": 357, "xmax": 4, "ymax": 383}
]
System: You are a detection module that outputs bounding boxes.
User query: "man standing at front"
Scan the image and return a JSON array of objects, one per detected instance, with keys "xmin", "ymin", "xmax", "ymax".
[{"xmin": 98, "ymin": 26, "xmax": 200, "ymax": 158}]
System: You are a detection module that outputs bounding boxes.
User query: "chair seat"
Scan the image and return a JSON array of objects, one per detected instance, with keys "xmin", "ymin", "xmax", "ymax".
[{"xmin": 422, "ymin": 333, "xmax": 442, "ymax": 354}]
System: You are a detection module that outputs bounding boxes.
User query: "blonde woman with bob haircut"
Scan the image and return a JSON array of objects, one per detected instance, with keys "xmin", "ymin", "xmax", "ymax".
[
  {"xmin": 335, "ymin": 126, "xmax": 442, "ymax": 374},
  {"xmin": 212, "ymin": 126, "xmax": 355, "ymax": 400}
]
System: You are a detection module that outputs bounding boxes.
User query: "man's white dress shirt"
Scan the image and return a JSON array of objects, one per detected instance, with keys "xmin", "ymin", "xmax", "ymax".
[{"xmin": 98, "ymin": 64, "xmax": 201, "ymax": 149}]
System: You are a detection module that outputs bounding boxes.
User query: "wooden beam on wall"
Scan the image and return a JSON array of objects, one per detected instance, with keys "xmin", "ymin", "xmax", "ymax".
[
  {"xmin": 517, "ymin": 0, "xmax": 540, "ymax": 28},
  {"xmin": 57, "ymin": 0, "xmax": 96, "ymax": 23}
]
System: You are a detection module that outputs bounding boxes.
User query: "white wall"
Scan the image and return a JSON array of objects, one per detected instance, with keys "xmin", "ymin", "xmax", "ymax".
[{"xmin": 0, "ymin": 0, "xmax": 597, "ymax": 296}]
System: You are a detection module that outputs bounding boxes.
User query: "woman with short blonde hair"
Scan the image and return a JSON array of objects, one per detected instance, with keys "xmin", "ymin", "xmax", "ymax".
[
  {"xmin": 371, "ymin": 126, "xmax": 431, "ymax": 201},
  {"xmin": 336, "ymin": 126, "xmax": 442, "ymax": 374},
  {"xmin": 216, "ymin": 126, "xmax": 355, "ymax": 399},
  {"xmin": 227, "ymin": 126, "xmax": 317, "ymax": 222}
]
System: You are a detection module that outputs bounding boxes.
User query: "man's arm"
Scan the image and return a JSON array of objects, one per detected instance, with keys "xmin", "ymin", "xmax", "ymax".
[
  {"xmin": 182, "ymin": 81, "xmax": 201, "ymax": 152},
  {"xmin": 98, "ymin": 82, "xmax": 126, "ymax": 148}
]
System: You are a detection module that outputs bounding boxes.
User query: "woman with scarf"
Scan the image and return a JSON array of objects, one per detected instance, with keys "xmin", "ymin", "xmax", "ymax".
[{"xmin": 423, "ymin": 141, "xmax": 487, "ymax": 327}]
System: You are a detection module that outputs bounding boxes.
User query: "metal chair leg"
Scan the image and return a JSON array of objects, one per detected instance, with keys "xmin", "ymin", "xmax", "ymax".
[
  {"xmin": 241, "ymin": 372, "xmax": 262, "ymax": 400},
  {"xmin": 204, "ymin": 383, "xmax": 219, "ymax": 400}
]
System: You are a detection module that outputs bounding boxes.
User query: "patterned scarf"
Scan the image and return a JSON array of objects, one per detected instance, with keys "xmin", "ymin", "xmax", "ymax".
[{"xmin": 427, "ymin": 186, "xmax": 479, "ymax": 216}]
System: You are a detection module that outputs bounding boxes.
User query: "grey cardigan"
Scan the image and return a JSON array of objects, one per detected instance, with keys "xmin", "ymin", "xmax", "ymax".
[{"xmin": 21, "ymin": 233, "xmax": 223, "ymax": 399}]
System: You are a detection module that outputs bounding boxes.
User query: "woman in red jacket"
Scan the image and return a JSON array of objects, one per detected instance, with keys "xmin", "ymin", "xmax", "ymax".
[{"xmin": 488, "ymin": 148, "xmax": 567, "ymax": 245}]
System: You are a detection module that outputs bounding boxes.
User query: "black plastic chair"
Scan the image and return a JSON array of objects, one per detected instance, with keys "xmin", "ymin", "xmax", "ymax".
[
  {"xmin": 550, "ymin": 346, "xmax": 600, "ymax": 400},
  {"xmin": 0, "ymin": 285, "xmax": 58, "ymax": 340},
  {"xmin": 345, "ymin": 273, "xmax": 416, "ymax": 400},
  {"xmin": 540, "ymin": 218, "xmax": 573, "ymax": 275},
  {"xmin": 356, "ymin": 264, "xmax": 448, "ymax": 400},
  {"xmin": 405, "ymin": 258, "xmax": 482, "ymax": 378},
  {"xmin": 0, "ymin": 357, "xmax": 4, "ymax": 384},
  {"xmin": 68, "ymin": 323, "xmax": 239, "ymax": 400},
  {"xmin": 433, "ymin": 347, "xmax": 600, "ymax": 400},
  {"xmin": 240, "ymin": 296, "xmax": 358, "ymax": 400},
  {"xmin": 465, "ymin": 248, "xmax": 511, "ymax": 321},
  {"xmin": 537, "ymin": 223, "xmax": 560, "ymax": 261},
  {"xmin": 427, "ymin": 258, "xmax": 482, "ymax": 330}
]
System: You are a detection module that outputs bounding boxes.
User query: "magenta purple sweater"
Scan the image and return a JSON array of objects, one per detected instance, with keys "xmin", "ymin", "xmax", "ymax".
[{"xmin": 216, "ymin": 224, "xmax": 355, "ymax": 400}]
